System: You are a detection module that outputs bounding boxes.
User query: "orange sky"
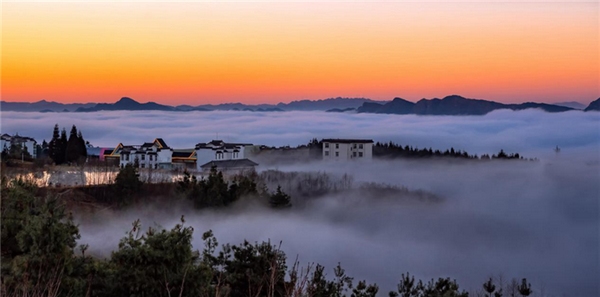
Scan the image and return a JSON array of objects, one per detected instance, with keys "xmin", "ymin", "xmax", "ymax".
[{"xmin": 2, "ymin": 1, "xmax": 598, "ymax": 105}]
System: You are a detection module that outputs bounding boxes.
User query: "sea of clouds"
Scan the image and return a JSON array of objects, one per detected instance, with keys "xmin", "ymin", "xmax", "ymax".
[{"xmin": 1, "ymin": 109, "xmax": 599, "ymax": 296}]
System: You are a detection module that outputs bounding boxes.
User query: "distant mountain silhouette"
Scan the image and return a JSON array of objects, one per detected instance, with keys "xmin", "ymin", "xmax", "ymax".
[
  {"xmin": 193, "ymin": 97, "xmax": 385, "ymax": 111},
  {"xmin": 357, "ymin": 95, "xmax": 573, "ymax": 115},
  {"xmin": 275, "ymin": 97, "xmax": 385, "ymax": 111},
  {"xmin": 75, "ymin": 97, "xmax": 174, "ymax": 112},
  {"xmin": 554, "ymin": 101, "xmax": 586, "ymax": 110},
  {"xmin": 0, "ymin": 100, "xmax": 96, "ymax": 112},
  {"xmin": 584, "ymin": 98, "xmax": 600, "ymax": 111},
  {"xmin": 326, "ymin": 107, "xmax": 356, "ymax": 113},
  {"xmin": 2, "ymin": 95, "xmax": 589, "ymax": 114}
]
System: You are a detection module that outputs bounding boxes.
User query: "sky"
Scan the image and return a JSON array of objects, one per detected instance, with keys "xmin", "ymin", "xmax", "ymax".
[{"xmin": 1, "ymin": 1, "xmax": 599, "ymax": 105}]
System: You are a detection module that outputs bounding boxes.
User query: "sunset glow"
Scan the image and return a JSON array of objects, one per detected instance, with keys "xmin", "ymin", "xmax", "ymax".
[{"xmin": 2, "ymin": 1, "xmax": 598, "ymax": 105}]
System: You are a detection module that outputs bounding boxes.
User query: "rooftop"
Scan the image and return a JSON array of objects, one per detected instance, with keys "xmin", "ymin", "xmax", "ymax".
[
  {"xmin": 322, "ymin": 139, "xmax": 374, "ymax": 144},
  {"xmin": 200, "ymin": 158, "xmax": 258, "ymax": 169}
]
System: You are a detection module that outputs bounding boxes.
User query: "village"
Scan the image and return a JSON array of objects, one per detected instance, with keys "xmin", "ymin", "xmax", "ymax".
[{"xmin": 2, "ymin": 133, "xmax": 374, "ymax": 174}]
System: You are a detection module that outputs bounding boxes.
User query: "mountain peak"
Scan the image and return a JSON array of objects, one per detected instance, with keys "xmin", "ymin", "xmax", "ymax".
[
  {"xmin": 442, "ymin": 95, "xmax": 467, "ymax": 100},
  {"xmin": 116, "ymin": 97, "xmax": 137, "ymax": 104}
]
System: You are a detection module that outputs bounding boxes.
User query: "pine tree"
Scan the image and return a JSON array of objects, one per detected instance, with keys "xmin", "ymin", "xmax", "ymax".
[
  {"xmin": 66, "ymin": 125, "xmax": 80, "ymax": 164},
  {"xmin": 48, "ymin": 124, "xmax": 60, "ymax": 164},
  {"xmin": 77, "ymin": 131, "xmax": 87, "ymax": 159},
  {"xmin": 58, "ymin": 128, "xmax": 68, "ymax": 165},
  {"xmin": 269, "ymin": 185, "xmax": 292, "ymax": 208}
]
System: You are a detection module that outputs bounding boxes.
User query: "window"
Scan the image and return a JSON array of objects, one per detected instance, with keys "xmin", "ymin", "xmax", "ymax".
[
  {"xmin": 353, "ymin": 152, "xmax": 357, "ymax": 157},
  {"xmin": 155, "ymin": 164, "xmax": 158, "ymax": 169},
  {"xmin": 141, "ymin": 164, "xmax": 145, "ymax": 168},
  {"xmin": 124, "ymin": 154, "xmax": 129, "ymax": 161},
  {"xmin": 359, "ymin": 152, "xmax": 363, "ymax": 157},
  {"xmin": 335, "ymin": 144, "xmax": 339, "ymax": 149},
  {"xmin": 324, "ymin": 143, "xmax": 329, "ymax": 148},
  {"xmin": 335, "ymin": 152, "xmax": 339, "ymax": 157},
  {"xmin": 353, "ymin": 144, "xmax": 357, "ymax": 149},
  {"xmin": 141, "ymin": 155, "xmax": 145, "ymax": 161},
  {"xmin": 149, "ymin": 155, "xmax": 153, "ymax": 161},
  {"xmin": 359, "ymin": 144, "xmax": 363, "ymax": 149},
  {"xmin": 325, "ymin": 151, "xmax": 329, "ymax": 156}
]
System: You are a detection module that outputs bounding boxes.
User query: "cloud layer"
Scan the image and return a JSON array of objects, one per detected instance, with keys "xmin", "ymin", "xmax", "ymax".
[
  {"xmin": 2, "ymin": 110, "xmax": 599, "ymax": 296},
  {"xmin": 1, "ymin": 109, "xmax": 598, "ymax": 157}
]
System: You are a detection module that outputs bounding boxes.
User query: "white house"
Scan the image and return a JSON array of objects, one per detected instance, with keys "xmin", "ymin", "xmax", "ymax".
[
  {"xmin": 1, "ymin": 133, "xmax": 37, "ymax": 158},
  {"xmin": 118, "ymin": 138, "xmax": 173, "ymax": 169},
  {"xmin": 322, "ymin": 139, "xmax": 373, "ymax": 161},
  {"xmin": 195, "ymin": 140, "xmax": 255, "ymax": 172}
]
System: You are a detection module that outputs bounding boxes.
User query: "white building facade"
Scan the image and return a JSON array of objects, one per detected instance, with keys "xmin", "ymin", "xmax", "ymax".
[
  {"xmin": 1, "ymin": 133, "xmax": 37, "ymax": 158},
  {"xmin": 195, "ymin": 140, "xmax": 254, "ymax": 172},
  {"xmin": 118, "ymin": 138, "xmax": 172, "ymax": 169},
  {"xmin": 322, "ymin": 139, "xmax": 373, "ymax": 161}
]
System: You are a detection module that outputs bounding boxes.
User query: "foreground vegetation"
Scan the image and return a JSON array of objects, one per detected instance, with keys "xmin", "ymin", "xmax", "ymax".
[{"xmin": 1, "ymin": 167, "xmax": 537, "ymax": 297}]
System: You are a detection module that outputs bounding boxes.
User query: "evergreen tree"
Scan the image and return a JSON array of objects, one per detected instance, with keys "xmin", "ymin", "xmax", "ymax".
[
  {"xmin": 48, "ymin": 124, "xmax": 61, "ymax": 164},
  {"xmin": 77, "ymin": 130, "xmax": 87, "ymax": 159},
  {"xmin": 517, "ymin": 278, "xmax": 532, "ymax": 296},
  {"xmin": 114, "ymin": 164, "xmax": 143, "ymax": 206},
  {"xmin": 269, "ymin": 185, "xmax": 292, "ymax": 208},
  {"xmin": 56, "ymin": 128, "xmax": 68, "ymax": 165},
  {"xmin": 66, "ymin": 125, "xmax": 80, "ymax": 164}
]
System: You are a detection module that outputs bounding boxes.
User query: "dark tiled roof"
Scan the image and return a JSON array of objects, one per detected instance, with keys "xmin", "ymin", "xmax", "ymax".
[
  {"xmin": 155, "ymin": 138, "xmax": 169, "ymax": 148},
  {"xmin": 322, "ymin": 139, "xmax": 374, "ymax": 144},
  {"xmin": 141, "ymin": 142, "xmax": 154, "ymax": 148},
  {"xmin": 200, "ymin": 158, "xmax": 258, "ymax": 169},
  {"xmin": 103, "ymin": 148, "xmax": 115, "ymax": 155},
  {"xmin": 172, "ymin": 149, "xmax": 195, "ymax": 158}
]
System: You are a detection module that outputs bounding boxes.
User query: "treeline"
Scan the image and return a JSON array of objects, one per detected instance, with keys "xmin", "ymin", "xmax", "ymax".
[
  {"xmin": 47, "ymin": 124, "xmax": 88, "ymax": 165},
  {"xmin": 177, "ymin": 166, "xmax": 292, "ymax": 208},
  {"xmin": 106, "ymin": 164, "xmax": 292, "ymax": 208},
  {"xmin": 1, "ymin": 177, "xmax": 535, "ymax": 297},
  {"xmin": 373, "ymin": 141, "xmax": 532, "ymax": 161}
]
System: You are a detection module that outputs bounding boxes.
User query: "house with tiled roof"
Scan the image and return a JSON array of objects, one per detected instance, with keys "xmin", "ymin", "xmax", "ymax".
[
  {"xmin": 1, "ymin": 133, "xmax": 38, "ymax": 158},
  {"xmin": 195, "ymin": 140, "xmax": 257, "ymax": 172},
  {"xmin": 171, "ymin": 149, "xmax": 196, "ymax": 170},
  {"xmin": 116, "ymin": 138, "xmax": 173, "ymax": 169}
]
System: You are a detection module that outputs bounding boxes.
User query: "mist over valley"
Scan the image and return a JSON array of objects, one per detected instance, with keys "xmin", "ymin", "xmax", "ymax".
[{"xmin": 1, "ymin": 110, "xmax": 599, "ymax": 296}]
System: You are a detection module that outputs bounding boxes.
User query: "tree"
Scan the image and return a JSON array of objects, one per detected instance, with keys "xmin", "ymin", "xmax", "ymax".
[
  {"xmin": 269, "ymin": 185, "xmax": 292, "ymax": 208},
  {"xmin": 1, "ymin": 178, "xmax": 80, "ymax": 296},
  {"xmin": 66, "ymin": 125, "xmax": 80, "ymax": 164},
  {"xmin": 48, "ymin": 124, "xmax": 61, "ymax": 164},
  {"xmin": 107, "ymin": 217, "xmax": 210, "ymax": 296},
  {"xmin": 113, "ymin": 164, "xmax": 143, "ymax": 206},
  {"xmin": 517, "ymin": 278, "xmax": 532, "ymax": 296},
  {"xmin": 483, "ymin": 277, "xmax": 499, "ymax": 297}
]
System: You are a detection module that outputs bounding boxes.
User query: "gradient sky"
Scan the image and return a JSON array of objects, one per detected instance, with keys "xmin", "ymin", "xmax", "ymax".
[{"xmin": 2, "ymin": 1, "xmax": 598, "ymax": 105}]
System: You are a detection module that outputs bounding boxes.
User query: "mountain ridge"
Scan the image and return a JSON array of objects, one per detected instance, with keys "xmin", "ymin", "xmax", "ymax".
[
  {"xmin": 356, "ymin": 95, "xmax": 579, "ymax": 115},
  {"xmin": 2, "ymin": 95, "xmax": 598, "ymax": 114}
]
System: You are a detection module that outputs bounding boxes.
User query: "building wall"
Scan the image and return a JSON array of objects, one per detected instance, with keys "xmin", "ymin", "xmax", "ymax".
[
  {"xmin": 1, "ymin": 139, "xmax": 10, "ymax": 152},
  {"xmin": 157, "ymin": 149, "xmax": 172, "ymax": 164},
  {"xmin": 24, "ymin": 140, "xmax": 37, "ymax": 158},
  {"xmin": 1, "ymin": 139, "xmax": 37, "ymax": 158},
  {"xmin": 322, "ymin": 141, "xmax": 372, "ymax": 161},
  {"xmin": 195, "ymin": 149, "xmax": 215, "ymax": 171},
  {"xmin": 196, "ymin": 145, "xmax": 247, "ymax": 171}
]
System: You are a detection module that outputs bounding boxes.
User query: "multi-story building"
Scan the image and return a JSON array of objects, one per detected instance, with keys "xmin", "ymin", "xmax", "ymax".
[
  {"xmin": 322, "ymin": 139, "xmax": 373, "ymax": 161},
  {"xmin": 1, "ymin": 133, "xmax": 38, "ymax": 158},
  {"xmin": 195, "ymin": 140, "xmax": 256, "ymax": 172},
  {"xmin": 116, "ymin": 138, "xmax": 173, "ymax": 169}
]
